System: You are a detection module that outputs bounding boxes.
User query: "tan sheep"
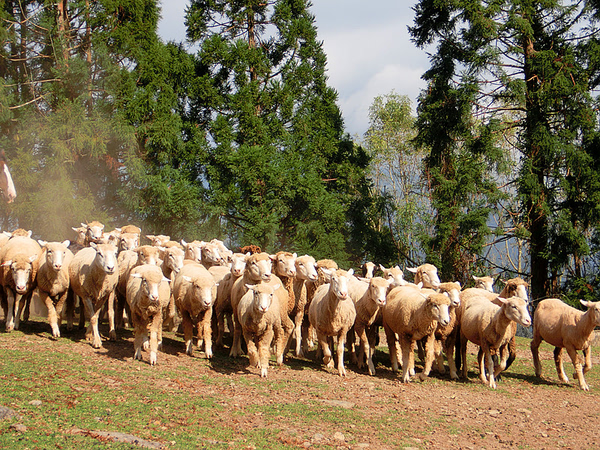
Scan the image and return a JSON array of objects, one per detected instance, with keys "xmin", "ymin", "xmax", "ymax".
[
  {"xmin": 0, "ymin": 235, "xmax": 43, "ymax": 331},
  {"xmin": 69, "ymin": 243, "xmax": 119, "ymax": 348},
  {"xmin": 379, "ymin": 264, "xmax": 407, "ymax": 288},
  {"xmin": 237, "ymin": 283, "xmax": 283, "ymax": 377},
  {"xmin": 118, "ymin": 232, "xmax": 140, "ymax": 253},
  {"xmin": 308, "ymin": 268, "xmax": 357, "ymax": 377},
  {"xmin": 173, "ymin": 263, "xmax": 216, "ymax": 358},
  {"xmin": 382, "ymin": 287, "xmax": 451, "ymax": 383},
  {"xmin": 531, "ymin": 298, "xmax": 600, "ymax": 391},
  {"xmin": 126, "ymin": 264, "xmax": 171, "ymax": 365},
  {"xmin": 36, "ymin": 240, "xmax": 74, "ymax": 338},
  {"xmin": 354, "ymin": 276, "xmax": 390, "ymax": 375},
  {"xmin": 213, "ymin": 252, "xmax": 249, "ymax": 348},
  {"xmin": 429, "ymin": 281, "xmax": 462, "ymax": 379},
  {"xmin": 181, "ymin": 239, "xmax": 204, "ymax": 264},
  {"xmin": 473, "ymin": 275, "xmax": 494, "ymax": 292},
  {"xmin": 407, "ymin": 263, "xmax": 440, "ymax": 289},
  {"xmin": 290, "ymin": 254, "xmax": 318, "ymax": 357},
  {"xmin": 160, "ymin": 246, "xmax": 186, "ymax": 331},
  {"xmin": 82, "ymin": 221, "xmax": 105, "ymax": 246},
  {"xmin": 459, "ymin": 296, "xmax": 531, "ymax": 388},
  {"xmin": 201, "ymin": 240, "xmax": 227, "ymax": 268},
  {"xmin": 146, "ymin": 234, "xmax": 171, "ymax": 247}
]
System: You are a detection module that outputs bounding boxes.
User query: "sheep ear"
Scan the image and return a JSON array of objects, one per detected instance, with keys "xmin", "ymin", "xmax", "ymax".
[
  {"xmin": 2, "ymin": 260, "xmax": 12, "ymax": 267},
  {"xmin": 90, "ymin": 242, "xmax": 98, "ymax": 250},
  {"xmin": 347, "ymin": 268, "xmax": 354, "ymax": 276},
  {"xmin": 182, "ymin": 275, "xmax": 192, "ymax": 282},
  {"xmin": 81, "ymin": 222, "xmax": 87, "ymax": 228},
  {"xmin": 456, "ymin": 281, "xmax": 461, "ymax": 288},
  {"xmin": 496, "ymin": 297, "xmax": 507, "ymax": 304},
  {"xmin": 407, "ymin": 267, "xmax": 418, "ymax": 273},
  {"xmin": 269, "ymin": 254, "xmax": 276, "ymax": 261},
  {"xmin": 244, "ymin": 252, "xmax": 251, "ymax": 258},
  {"xmin": 379, "ymin": 264, "xmax": 386, "ymax": 272},
  {"xmin": 131, "ymin": 273, "xmax": 142, "ymax": 279},
  {"xmin": 272, "ymin": 283, "xmax": 280, "ymax": 291},
  {"xmin": 321, "ymin": 268, "xmax": 333, "ymax": 276},
  {"xmin": 27, "ymin": 230, "xmax": 32, "ymax": 238},
  {"xmin": 580, "ymin": 299, "xmax": 590, "ymax": 308},
  {"xmin": 37, "ymin": 239, "xmax": 47, "ymax": 247},
  {"xmin": 28, "ymin": 255, "xmax": 37, "ymax": 263},
  {"xmin": 62, "ymin": 240, "xmax": 70, "ymax": 248},
  {"xmin": 163, "ymin": 277, "xmax": 171, "ymax": 283},
  {"xmin": 245, "ymin": 284, "xmax": 255, "ymax": 290},
  {"xmin": 358, "ymin": 277, "xmax": 369, "ymax": 283},
  {"xmin": 417, "ymin": 282, "xmax": 423, "ymax": 289},
  {"xmin": 420, "ymin": 293, "xmax": 428, "ymax": 300},
  {"xmin": 181, "ymin": 239, "xmax": 187, "ymax": 246},
  {"xmin": 292, "ymin": 253, "xmax": 297, "ymax": 258}
]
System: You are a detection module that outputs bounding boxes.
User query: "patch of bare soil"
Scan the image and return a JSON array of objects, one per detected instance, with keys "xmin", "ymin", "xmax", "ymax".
[{"xmin": 3, "ymin": 317, "xmax": 600, "ymax": 450}]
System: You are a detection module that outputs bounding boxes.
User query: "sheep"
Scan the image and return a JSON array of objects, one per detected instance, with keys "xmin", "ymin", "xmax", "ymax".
[
  {"xmin": 0, "ymin": 235, "xmax": 43, "ymax": 331},
  {"xmin": 459, "ymin": 296, "xmax": 531, "ymax": 388},
  {"xmin": 126, "ymin": 264, "xmax": 171, "ymax": 365},
  {"xmin": 473, "ymin": 275, "xmax": 494, "ymax": 292},
  {"xmin": 308, "ymin": 268, "xmax": 357, "ymax": 376},
  {"xmin": 172, "ymin": 263, "xmax": 217, "ymax": 358},
  {"xmin": 160, "ymin": 246, "xmax": 186, "ymax": 331},
  {"xmin": 82, "ymin": 221, "xmax": 105, "ymax": 246},
  {"xmin": 201, "ymin": 240, "xmax": 227, "ymax": 268},
  {"xmin": 118, "ymin": 232, "xmax": 140, "ymax": 253},
  {"xmin": 229, "ymin": 252, "xmax": 275, "ymax": 357},
  {"xmin": 209, "ymin": 238, "xmax": 233, "ymax": 264},
  {"xmin": 146, "ymin": 234, "xmax": 171, "ymax": 247},
  {"xmin": 239, "ymin": 244, "xmax": 261, "ymax": 254},
  {"xmin": 353, "ymin": 276, "xmax": 390, "ymax": 375},
  {"xmin": 182, "ymin": 239, "xmax": 204, "ymax": 264},
  {"xmin": 271, "ymin": 251, "xmax": 297, "ymax": 319},
  {"xmin": 302, "ymin": 258, "xmax": 339, "ymax": 353},
  {"xmin": 113, "ymin": 246, "xmax": 162, "ymax": 335},
  {"xmin": 237, "ymin": 283, "xmax": 283, "ymax": 377},
  {"xmin": 36, "ymin": 240, "xmax": 74, "ymax": 338},
  {"xmin": 69, "ymin": 242, "xmax": 119, "ymax": 348},
  {"xmin": 361, "ymin": 261, "xmax": 376, "ymax": 279},
  {"xmin": 382, "ymin": 287, "xmax": 451, "ymax": 382},
  {"xmin": 407, "ymin": 263, "xmax": 440, "ymax": 289},
  {"xmin": 379, "ymin": 264, "xmax": 407, "ymax": 288},
  {"xmin": 530, "ymin": 299, "xmax": 600, "ymax": 391},
  {"xmin": 230, "ymin": 253, "xmax": 293, "ymax": 362},
  {"xmin": 69, "ymin": 226, "xmax": 87, "ymax": 254},
  {"xmin": 120, "ymin": 224, "xmax": 141, "ymax": 236},
  {"xmin": 289, "ymin": 254, "xmax": 318, "ymax": 357},
  {"xmin": 213, "ymin": 252, "xmax": 249, "ymax": 348}
]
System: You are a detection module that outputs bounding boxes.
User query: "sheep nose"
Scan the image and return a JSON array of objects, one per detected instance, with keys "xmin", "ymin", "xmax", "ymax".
[
  {"xmin": 53, "ymin": 264, "xmax": 62, "ymax": 271},
  {"xmin": 106, "ymin": 266, "xmax": 115, "ymax": 274},
  {"xmin": 16, "ymin": 285, "xmax": 26, "ymax": 293},
  {"xmin": 440, "ymin": 319, "xmax": 449, "ymax": 326},
  {"xmin": 262, "ymin": 274, "xmax": 272, "ymax": 282}
]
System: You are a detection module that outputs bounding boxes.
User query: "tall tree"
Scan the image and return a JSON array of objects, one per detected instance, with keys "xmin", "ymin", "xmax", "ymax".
[
  {"xmin": 410, "ymin": 0, "xmax": 600, "ymax": 297},
  {"xmin": 185, "ymin": 0, "xmax": 375, "ymax": 262}
]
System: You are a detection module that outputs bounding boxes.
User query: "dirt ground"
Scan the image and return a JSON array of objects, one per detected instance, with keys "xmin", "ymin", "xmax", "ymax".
[{"xmin": 3, "ymin": 311, "xmax": 600, "ymax": 449}]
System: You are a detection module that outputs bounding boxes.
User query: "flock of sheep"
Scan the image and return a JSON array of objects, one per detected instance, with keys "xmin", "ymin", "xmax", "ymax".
[{"xmin": 1, "ymin": 221, "xmax": 600, "ymax": 391}]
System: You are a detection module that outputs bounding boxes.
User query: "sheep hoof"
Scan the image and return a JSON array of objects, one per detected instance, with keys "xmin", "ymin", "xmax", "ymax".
[
  {"xmin": 260, "ymin": 368, "xmax": 268, "ymax": 378},
  {"xmin": 150, "ymin": 353, "xmax": 157, "ymax": 366},
  {"xmin": 143, "ymin": 341, "xmax": 150, "ymax": 351},
  {"xmin": 418, "ymin": 373, "xmax": 428, "ymax": 382},
  {"xmin": 134, "ymin": 349, "xmax": 142, "ymax": 360},
  {"xmin": 108, "ymin": 330, "xmax": 117, "ymax": 341},
  {"xmin": 205, "ymin": 350, "xmax": 213, "ymax": 359}
]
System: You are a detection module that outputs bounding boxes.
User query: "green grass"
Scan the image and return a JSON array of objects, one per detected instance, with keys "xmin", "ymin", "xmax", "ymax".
[{"xmin": 0, "ymin": 321, "xmax": 599, "ymax": 449}]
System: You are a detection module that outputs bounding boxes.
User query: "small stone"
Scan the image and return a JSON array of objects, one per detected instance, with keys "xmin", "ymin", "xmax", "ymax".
[
  {"xmin": 541, "ymin": 433, "xmax": 549, "ymax": 438},
  {"xmin": 488, "ymin": 409, "xmax": 501, "ymax": 417},
  {"xmin": 0, "ymin": 406, "xmax": 19, "ymax": 420},
  {"xmin": 301, "ymin": 441, "xmax": 311, "ymax": 448},
  {"xmin": 517, "ymin": 408, "xmax": 532, "ymax": 415},
  {"xmin": 29, "ymin": 400, "xmax": 42, "ymax": 407},
  {"xmin": 312, "ymin": 433, "xmax": 324, "ymax": 443},
  {"xmin": 356, "ymin": 444, "xmax": 370, "ymax": 449},
  {"xmin": 9, "ymin": 423, "xmax": 27, "ymax": 433},
  {"xmin": 333, "ymin": 432, "xmax": 345, "ymax": 442}
]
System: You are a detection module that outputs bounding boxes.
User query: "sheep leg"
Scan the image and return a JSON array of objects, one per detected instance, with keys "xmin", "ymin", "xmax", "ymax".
[
  {"xmin": 133, "ymin": 318, "xmax": 145, "ymax": 361},
  {"xmin": 22, "ymin": 293, "xmax": 31, "ymax": 323},
  {"xmin": 76, "ymin": 294, "xmax": 86, "ymax": 329},
  {"xmin": 504, "ymin": 333, "xmax": 517, "ymax": 370},
  {"xmin": 459, "ymin": 331, "xmax": 468, "ymax": 380},
  {"xmin": 13, "ymin": 292, "xmax": 24, "ymax": 330},
  {"xmin": 148, "ymin": 314, "xmax": 162, "ymax": 366},
  {"xmin": 407, "ymin": 340, "xmax": 416, "ymax": 377},
  {"xmin": 554, "ymin": 347, "xmax": 569, "ymax": 383},
  {"xmin": 494, "ymin": 345, "xmax": 509, "ymax": 378},
  {"xmin": 400, "ymin": 336, "xmax": 413, "ymax": 383},
  {"xmin": 583, "ymin": 346, "xmax": 592, "ymax": 374},
  {"xmin": 317, "ymin": 332, "xmax": 334, "ymax": 370},
  {"xmin": 337, "ymin": 331, "xmax": 348, "ymax": 377},
  {"xmin": 485, "ymin": 348, "xmax": 497, "ymax": 389},
  {"xmin": 444, "ymin": 335, "xmax": 459, "ymax": 380},
  {"xmin": 530, "ymin": 330, "xmax": 543, "ymax": 377},
  {"xmin": 434, "ymin": 338, "xmax": 445, "ymax": 374},
  {"xmin": 230, "ymin": 312, "xmax": 244, "ymax": 358},
  {"xmin": 214, "ymin": 301, "xmax": 226, "ymax": 348},
  {"xmin": 367, "ymin": 326, "xmax": 379, "ymax": 376},
  {"xmin": 200, "ymin": 310, "xmax": 212, "ymax": 358},
  {"xmin": 40, "ymin": 291, "xmax": 60, "ymax": 338},
  {"xmin": 566, "ymin": 346, "xmax": 589, "ymax": 391},
  {"xmin": 355, "ymin": 324, "xmax": 369, "ymax": 372},
  {"xmin": 65, "ymin": 289, "xmax": 75, "ymax": 331},
  {"xmin": 293, "ymin": 309, "xmax": 304, "ymax": 357},
  {"xmin": 83, "ymin": 298, "xmax": 103, "ymax": 348},
  {"xmin": 107, "ymin": 292, "xmax": 117, "ymax": 341},
  {"xmin": 4, "ymin": 289, "xmax": 15, "ymax": 331},
  {"xmin": 477, "ymin": 345, "xmax": 488, "ymax": 385},
  {"xmin": 418, "ymin": 333, "xmax": 436, "ymax": 381},
  {"xmin": 273, "ymin": 323, "xmax": 285, "ymax": 365},
  {"xmin": 416, "ymin": 339, "xmax": 425, "ymax": 363},
  {"xmin": 258, "ymin": 328, "xmax": 274, "ymax": 377},
  {"xmin": 182, "ymin": 311, "xmax": 195, "ymax": 356},
  {"xmin": 384, "ymin": 324, "xmax": 400, "ymax": 373}
]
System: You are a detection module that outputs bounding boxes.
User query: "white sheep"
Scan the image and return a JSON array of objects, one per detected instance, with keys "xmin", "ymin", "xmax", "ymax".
[
  {"xmin": 81, "ymin": 221, "xmax": 105, "ymax": 246},
  {"xmin": 459, "ymin": 296, "xmax": 531, "ymax": 388},
  {"xmin": 69, "ymin": 242, "xmax": 119, "ymax": 348},
  {"xmin": 126, "ymin": 264, "xmax": 171, "ymax": 365},
  {"xmin": 181, "ymin": 239, "xmax": 204, "ymax": 264},
  {"xmin": 213, "ymin": 252, "xmax": 249, "ymax": 348},
  {"xmin": 382, "ymin": 287, "xmax": 451, "ymax": 382},
  {"xmin": 0, "ymin": 235, "xmax": 43, "ymax": 331},
  {"xmin": 146, "ymin": 234, "xmax": 171, "ymax": 247},
  {"xmin": 361, "ymin": 261, "xmax": 376, "ymax": 279},
  {"xmin": 354, "ymin": 276, "xmax": 390, "ymax": 375},
  {"xmin": 308, "ymin": 268, "xmax": 356, "ymax": 376},
  {"xmin": 473, "ymin": 275, "xmax": 494, "ymax": 292},
  {"xmin": 379, "ymin": 264, "xmax": 407, "ymax": 288},
  {"xmin": 173, "ymin": 263, "xmax": 217, "ymax": 358},
  {"xmin": 201, "ymin": 240, "xmax": 227, "ymax": 268},
  {"xmin": 237, "ymin": 283, "xmax": 282, "ymax": 377},
  {"xmin": 118, "ymin": 232, "xmax": 139, "ymax": 253},
  {"xmin": 290, "ymin": 254, "xmax": 318, "ymax": 357},
  {"xmin": 407, "ymin": 263, "xmax": 440, "ymax": 289},
  {"xmin": 160, "ymin": 246, "xmax": 186, "ymax": 331},
  {"xmin": 36, "ymin": 240, "xmax": 74, "ymax": 338},
  {"xmin": 531, "ymin": 298, "xmax": 600, "ymax": 391}
]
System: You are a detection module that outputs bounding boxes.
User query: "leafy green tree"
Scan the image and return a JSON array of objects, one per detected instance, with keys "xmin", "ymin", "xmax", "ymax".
[
  {"xmin": 185, "ymin": 0, "xmax": 375, "ymax": 262},
  {"xmin": 363, "ymin": 91, "xmax": 431, "ymax": 266},
  {"xmin": 410, "ymin": 1, "xmax": 600, "ymax": 297}
]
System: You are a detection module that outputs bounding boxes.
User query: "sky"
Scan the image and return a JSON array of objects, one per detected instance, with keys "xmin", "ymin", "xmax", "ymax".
[{"xmin": 157, "ymin": 1, "xmax": 429, "ymax": 139}]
